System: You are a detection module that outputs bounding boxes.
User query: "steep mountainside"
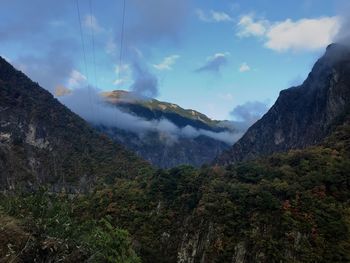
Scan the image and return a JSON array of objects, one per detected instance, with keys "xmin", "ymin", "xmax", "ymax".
[
  {"xmin": 0, "ymin": 57, "xmax": 149, "ymax": 192},
  {"xmin": 96, "ymin": 90, "xmax": 232, "ymax": 168},
  {"xmin": 216, "ymin": 44, "xmax": 350, "ymax": 165}
]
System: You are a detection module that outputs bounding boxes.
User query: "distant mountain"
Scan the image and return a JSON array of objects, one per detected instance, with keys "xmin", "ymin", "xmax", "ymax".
[
  {"xmin": 216, "ymin": 44, "xmax": 350, "ymax": 165},
  {"xmin": 96, "ymin": 90, "xmax": 234, "ymax": 168},
  {"xmin": 0, "ymin": 57, "xmax": 148, "ymax": 192},
  {"xmin": 102, "ymin": 90, "xmax": 222, "ymax": 130}
]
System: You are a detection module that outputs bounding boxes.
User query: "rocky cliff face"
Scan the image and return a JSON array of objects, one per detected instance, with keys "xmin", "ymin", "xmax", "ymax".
[
  {"xmin": 216, "ymin": 44, "xmax": 350, "ymax": 165},
  {"xmin": 0, "ymin": 57, "xmax": 148, "ymax": 191}
]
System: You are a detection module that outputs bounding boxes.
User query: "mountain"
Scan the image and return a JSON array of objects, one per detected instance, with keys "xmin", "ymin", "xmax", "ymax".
[
  {"xmin": 5, "ymin": 112, "xmax": 349, "ymax": 262},
  {"xmin": 216, "ymin": 43, "xmax": 350, "ymax": 165},
  {"xmin": 1, "ymin": 45, "xmax": 350, "ymax": 262},
  {"xmin": 102, "ymin": 90, "xmax": 222, "ymax": 129},
  {"xmin": 0, "ymin": 56, "xmax": 149, "ymax": 192},
  {"xmin": 96, "ymin": 90, "xmax": 234, "ymax": 168}
]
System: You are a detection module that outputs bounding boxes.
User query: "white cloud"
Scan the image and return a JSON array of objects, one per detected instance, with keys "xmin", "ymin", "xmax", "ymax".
[
  {"xmin": 236, "ymin": 14, "xmax": 340, "ymax": 52},
  {"xmin": 266, "ymin": 17, "xmax": 340, "ymax": 52},
  {"xmin": 153, "ymin": 55, "xmax": 180, "ymax": 71},
  {"xmin": 83, "ymin": 15, "xmax": 103, "ymax": 33},
  {"xmin": 67, "ymin": 70, "xmax": 87, "ymax": 88},
  {"xmin": 196, "ymin": 9, "xmax": 232, "ymax": 23},
  {"xmin": 239, "ymin": 62, "xmax": 250, "ymax": 72},
  {"xmin": 237, "ymin": 15, "xmax": 268, "ymax": 37}
]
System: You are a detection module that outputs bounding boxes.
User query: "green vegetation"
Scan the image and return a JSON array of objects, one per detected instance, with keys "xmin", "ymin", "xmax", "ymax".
[
  {"xmin": 1, "ymin": 121, "xmax": 350, "ymax": 262},
  {"xmin": 0, "ymin": 190, "xmax": 140, "ymax": 262}
]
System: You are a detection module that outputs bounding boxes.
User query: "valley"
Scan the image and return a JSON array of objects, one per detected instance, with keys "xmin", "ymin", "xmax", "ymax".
[
  {"xmin": 1, "ymin": 0, "xmax": 350, "ymax": 261},
  {"xmin": 1, "ymin": 43, "xmax": 350, "ymax": 262}
]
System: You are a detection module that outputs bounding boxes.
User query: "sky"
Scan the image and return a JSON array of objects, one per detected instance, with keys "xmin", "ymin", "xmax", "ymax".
[{"xmin": 0, "ymin": 0, "xmax": 348, "ymax": 120}]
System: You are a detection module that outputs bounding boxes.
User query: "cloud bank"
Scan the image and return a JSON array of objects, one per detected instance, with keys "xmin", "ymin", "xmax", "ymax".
[{"xmin": 60, "ymin": 87, "xmax": 241, "ymax": 145}]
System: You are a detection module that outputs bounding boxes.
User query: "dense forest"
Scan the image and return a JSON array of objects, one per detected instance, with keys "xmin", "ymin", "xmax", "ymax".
[{"xmin": 1, "ymin": 117, "xmax": 349, "ymax": 262}]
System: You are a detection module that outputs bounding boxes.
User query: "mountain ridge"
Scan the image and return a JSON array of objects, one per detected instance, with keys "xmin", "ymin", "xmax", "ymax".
[
  {"xmin": 95, "ymin": 90, "xmax": 236, "ymax": 168},
  {"xmin": 215, "ymin": 43, "xmax": 350, "ymax": 165},
  {"xmin": 1, "ymin": 45, "xmax": 350, "ymax": 262},
  {"xmin": 102, "ymin": 90, "xmax": 225, "ymax": 130}
]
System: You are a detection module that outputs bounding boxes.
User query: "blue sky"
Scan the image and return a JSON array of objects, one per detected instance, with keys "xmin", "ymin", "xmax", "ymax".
[{"xmin": 0, "ymin": 0, "xmax": 347, "ymax": 120}]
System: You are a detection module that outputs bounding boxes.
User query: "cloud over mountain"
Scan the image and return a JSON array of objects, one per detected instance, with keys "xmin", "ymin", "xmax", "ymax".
[{"xmin": 59, "ymin": 87, "xmax": 239, "ymax": 145}]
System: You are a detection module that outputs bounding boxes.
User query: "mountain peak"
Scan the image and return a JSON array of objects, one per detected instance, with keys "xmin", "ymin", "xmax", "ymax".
[
  {"xmin": 0, "ymin": 55, "xmax": 8, "ymax": 64},
  {"xmin": 0, "ymin": 56, "xmax": 27, "ymax": 84},
  {"xmin": 312, "ymin": 43, "xmax": 350, "ymax": 72},
  {"xmin": 325, "ymin": 42, "xmax": 350, "ymax": 54}
]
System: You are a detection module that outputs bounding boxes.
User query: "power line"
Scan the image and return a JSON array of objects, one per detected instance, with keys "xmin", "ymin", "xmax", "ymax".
[
  {"xmin": 75, "ymin": 0, "xmax": 89, "ymax": 81},
  {"xmin": 117, "ymin": 0, "xmax": 127, "ymax": 86},
  {"xmin": 111, "ymin": 0, "xmax": 127, "ymax": 128},
  {"xmin": 89, "ymin": 0, "xmax": 98, "ymax": 90},
  {"xmin": 75, "ymin": 0, "xmax": 94, "ymax": 118},
  {"xmin": 88, "ymin": 0, "xmax": 100, "ymax": 119}
]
